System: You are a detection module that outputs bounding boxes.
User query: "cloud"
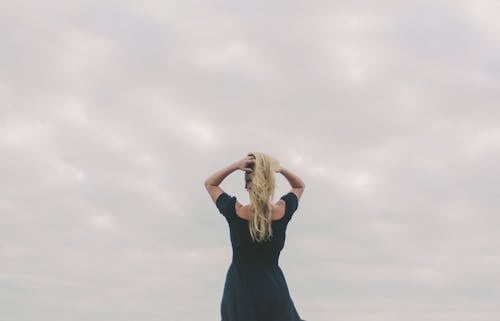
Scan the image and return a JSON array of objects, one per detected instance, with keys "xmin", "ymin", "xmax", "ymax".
[{"xmin": 1, "ymin": 1, "xmax": 499, "ymax": 321}]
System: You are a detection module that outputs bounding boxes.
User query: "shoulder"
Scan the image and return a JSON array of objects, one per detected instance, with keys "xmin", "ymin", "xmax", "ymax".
[
  {"xmin": 278, "ymin": 192, "xmax": 299, "ymax": 215},
  {"xmin": 280, "ymin": 191, "xmax": 299, "ymax": 203},
  {"xmin": 215, "ymin": 193, "xmax": 237, "ymax": 213},
  {"xmin": 276, "ymin": 191, "xmax": 298, "ymax": 205}
]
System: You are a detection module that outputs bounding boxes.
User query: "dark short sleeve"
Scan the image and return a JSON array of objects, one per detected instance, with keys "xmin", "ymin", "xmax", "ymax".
[
  {"xmin": 216, "ymin": 192, "xmax": 236, "ymax": 222},
  {"xmin": 280, "ymin": 192, "xmax": 299, "ymax": 222}
]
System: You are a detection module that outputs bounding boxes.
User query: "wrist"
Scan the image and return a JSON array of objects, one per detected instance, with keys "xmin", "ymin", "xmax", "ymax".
[{"xmin": 229, "ymin": 161, "xmax": 240, "ymax": 171}]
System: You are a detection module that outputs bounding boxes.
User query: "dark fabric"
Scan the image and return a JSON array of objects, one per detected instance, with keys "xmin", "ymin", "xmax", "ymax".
[{"xmin": 215, "ymin": 192, "xmax": 305, "ymax": 321}]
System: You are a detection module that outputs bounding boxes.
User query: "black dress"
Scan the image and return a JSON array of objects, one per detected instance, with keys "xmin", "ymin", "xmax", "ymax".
[{"xmin": 215, "ymin": 192, "xmax": 305, "ymax": 321}]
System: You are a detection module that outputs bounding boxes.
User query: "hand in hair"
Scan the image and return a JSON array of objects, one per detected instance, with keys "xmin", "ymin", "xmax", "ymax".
[{"xmin": 237, "ymin": 155, "xmax": 255, "ymax": 173}]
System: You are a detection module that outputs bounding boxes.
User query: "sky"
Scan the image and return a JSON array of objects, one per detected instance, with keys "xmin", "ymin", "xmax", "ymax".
[{"xmin": 1, "ymin": 1, "xmax": 499, "ymax": 320}]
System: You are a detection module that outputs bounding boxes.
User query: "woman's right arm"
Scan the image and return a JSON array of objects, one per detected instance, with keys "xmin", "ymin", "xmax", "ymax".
[
  {"xmin": 204, "ymin": 155, "xmax": 255, "ymax": 203},
  {"xmin": 278, "ymin": 166, "xmax": 305, "ymax": 200}
]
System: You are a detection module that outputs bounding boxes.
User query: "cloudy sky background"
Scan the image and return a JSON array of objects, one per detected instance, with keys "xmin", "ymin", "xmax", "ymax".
[{"xmin": 1, "ymin": 1, "xmax": 500, "ymax": 320}]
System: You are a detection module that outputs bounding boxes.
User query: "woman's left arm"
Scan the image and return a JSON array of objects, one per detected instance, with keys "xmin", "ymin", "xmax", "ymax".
[{"xmin": 204, "ymin": 156, "xmax": 254, "ymax": 203}]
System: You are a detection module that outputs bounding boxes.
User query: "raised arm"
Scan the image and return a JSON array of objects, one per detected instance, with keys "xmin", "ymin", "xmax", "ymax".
[
  {"xmin": 278, "ymin": 166, "xmax": 305, "ymax": 200},
  {"xmin": 204, "ymin": 155, "xmax": 255, "ymax": 203}
]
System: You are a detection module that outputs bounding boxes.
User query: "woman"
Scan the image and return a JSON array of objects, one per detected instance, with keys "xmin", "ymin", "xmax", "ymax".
[{"xmin": 204, "ymin": 152, "xmax": 306, "ymax": 321}]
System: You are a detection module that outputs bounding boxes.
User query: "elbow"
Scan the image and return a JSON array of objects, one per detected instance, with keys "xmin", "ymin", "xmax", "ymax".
[
  {"xmin": 292, "ymin": 183, "xmax": 305, "ymax": 190},
  {"xmin": 296, "ymin": 182, "xmax": 306, "ymax": 189},
  {"xmin": 204, "ymin": 179, "xmax": 216, "ymax": 189}
]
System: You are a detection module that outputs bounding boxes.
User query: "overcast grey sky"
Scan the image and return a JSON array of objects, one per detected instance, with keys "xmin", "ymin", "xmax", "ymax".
[{"xmin": 1, "ymin": 1, "xmax": 499, "ymax": 321}]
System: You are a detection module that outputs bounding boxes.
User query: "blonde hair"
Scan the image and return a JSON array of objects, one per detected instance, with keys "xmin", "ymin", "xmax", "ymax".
[{"xmin": 246, "ymin": 152, "xmax": 280, "ymax": 242}]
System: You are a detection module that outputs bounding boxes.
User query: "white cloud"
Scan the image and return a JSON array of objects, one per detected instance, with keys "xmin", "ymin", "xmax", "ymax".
[
  {"xmin": 182, "ymin": 120, "xmax": 219, "ymax": 148},
  {"xmin": 463, "ymin": 127, "xmax": 500, "ymax": 157},
  {"xmin": 1, "ymin": 1, "xmax": 499, "ymax": 321},
  {"xmin": 90, "ymin": 214, "xmax": 116, "ymax": 230}
]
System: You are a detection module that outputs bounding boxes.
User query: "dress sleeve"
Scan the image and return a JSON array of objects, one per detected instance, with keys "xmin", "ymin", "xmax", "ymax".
[
  {"xmin": 280, "ymin": 192, "xmax": 299, "ymax": 222},
  {"xmin": 216, "ymin": 192, "xmax": 236, "ymax": 222}
]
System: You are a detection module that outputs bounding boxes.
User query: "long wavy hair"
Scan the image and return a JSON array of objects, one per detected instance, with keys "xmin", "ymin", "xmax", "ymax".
[{"xmin": 245, "ymin": 152, "xmax": 280, "ymax": 242}]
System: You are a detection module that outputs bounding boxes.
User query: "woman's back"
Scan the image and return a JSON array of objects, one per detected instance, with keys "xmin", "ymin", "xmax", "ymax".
[
  {"xmin": 216, "ymin": 191, "xmax": 305, "ymax": 321},
  {"xmin": 204, "ymin": 152, "xmax": 306, "ymax": 321}
]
